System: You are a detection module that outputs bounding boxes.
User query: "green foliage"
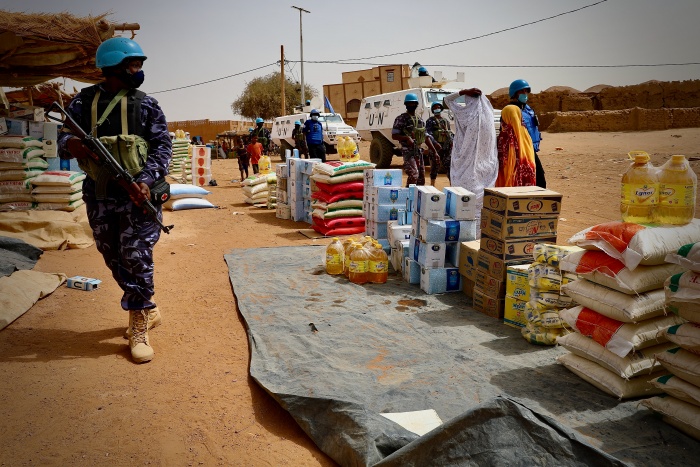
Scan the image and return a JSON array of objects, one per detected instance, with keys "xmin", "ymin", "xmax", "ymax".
[{"xmin": 231, "ymin": 72, "xmax": 316, "ymax": 120}]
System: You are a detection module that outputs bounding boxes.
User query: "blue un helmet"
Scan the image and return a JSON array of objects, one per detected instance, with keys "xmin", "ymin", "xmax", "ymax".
[
  {"xmin": 404, "ymin": 93, "xmax": 419, "ymax": 104},
  {"xmin": 248, "ymin": 127, "xmax": 253, "ymax": 133},
  {"xmin": 430, "ymin": 101, "xmax": 443, "ymax": 112},
  {"xmin": 255, "ymin": 117, "xmax": 264, "ymax": 124},
  {"xmin": 418, "ymin": 66, "xmax": 428, "ymax": 74},
  {"xmin": 95, "ymin": 37, "xmax": 147, "ymax": 69},
  {"xmin": 509, "ymin": 79, "xmax": 531, "ymax": 98},
  {"xmin": 310, "ymin": 108, "xmax": 320, "ymax": 116},
  {"xmin": 294, "ymin": 120, "xmax": 301, "ymax": 125}
]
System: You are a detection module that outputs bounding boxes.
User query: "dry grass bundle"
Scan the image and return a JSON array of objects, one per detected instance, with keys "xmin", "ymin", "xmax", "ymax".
[{"xmin": 0, "ymin": 10, "xmax": 111, "ymax": 45}]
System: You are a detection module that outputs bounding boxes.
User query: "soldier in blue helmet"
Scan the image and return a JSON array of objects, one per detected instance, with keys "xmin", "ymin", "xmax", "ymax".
[
  {"xmin": 292, "ymin": 120, "xmax": 308, "ymax": 159},
  {"xmin": 425, "ymin": 101, "xmax": 453, "ymax": 185},
  {"xmin": 392, "ymin": 93, "xmax": 426, "ymax": 186},
  {"xmin": 509, "ymin": 79, "xmax": 546, "ymax": 188},
  {"xmin": 251, "ymin": 117, "xmax": 271, "ymax": 154},
  {"xmin": 57, "ymin": 36, "xmax": 172, "ymax": 364},
  {"xmin": 303, "ymin": 109, "xmax": 326, "ymax": 162}
]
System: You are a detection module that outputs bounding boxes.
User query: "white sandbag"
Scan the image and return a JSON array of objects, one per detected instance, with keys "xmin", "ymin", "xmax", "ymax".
[
  {"xmin": 0, "ymin": 193, "xmax": 33, "ymax": 202},
  {"xmin": 443, "ymin": 92, "xmax": 498, "ymax": 237},
  {"xmin": 0, "ymin": 147, "xmax": 46, "ymax": 163},
  {"xmin": 560, "ymin": 305, "xmax": 683, "ymax": 357},
  {"xmin": 558, "ymin": 352, "xmax": 664, "ymax": 399},
  {"xmin": 568, "ymin": 220, "xmax": 700, "ymax": 270},
  {"xmin": 0, "ymin": 180, "xmax": 32, "ymax": 194},
  {"xmin": 0, "ymin": 136, "xmax": 43, "ymax": 149},
  {"xmin": 31, "ymin": 182, "xmax": 82, "ymax": 194},
  {"xmin": 665, "ymin": 271, "xmax": 700, "ymax": 306},
  {"xmin": 561, "ymin": 278, "xmax": 666, "ymax": 323},
  {"xmin": 668, "ymin": 300, "xmax": 700, "ymax": 324},
  {"xmin": 650, "ymin": 374, "xmax": 700, "ymax": 407},
  {"xmin": 0, "ymin": 158, "xmax": 48, "ymax": 171},
  {"xmin": 310, "ymin": 171, "xmax": 365, "ymax": 184},
  {"xmin": 169, "ymin": 183, "xmax": 211, "ymax": 200},
  {"xmin": 34, "ymin": 199, "xmax": 84, "ymax": 212},
  {"xmin": 665, "ymin": 323, "xmax": 700, "ymax": 355},
  {"xmin": 30, "ymin": 171, "xmax": 86, "ymax": 186},
  {"xmin": 242, "ymin": 182, "xmax": 268, "ymax": 196},
  {"xmin": 32, "ymin": 191, "xmax": 83, "ymax": 203},
  {"xmin": 0, "ymin": 201, "xmax": 34, "ymax": 211},
  {"xmin": 0, "ymin": 168, "xmax": 44, "ymax": 181},
  {"xmin": 557, "ymin": 332, "xmax": 674, "ymax": 379},
  {"xmin": 657, "ymin": 347, "xmax": 700, "ymax": 388},
  {"xmin": 311, "ymin": 160, "xmax": 374, "ymax": 177},
  {"xmin": 665, "ymin": 242, "xmax": 700, "ymax": 273},
  {"xmin": 165, "ymin": 198, "xmax": 216, "ymax": 211},
  {"xmin": 560, "ymin": 249, "xmax": 686, "ymax": 294},
  {"xmin": 642, "ymin": 396, "xmax": 700, "ymax": 440}
]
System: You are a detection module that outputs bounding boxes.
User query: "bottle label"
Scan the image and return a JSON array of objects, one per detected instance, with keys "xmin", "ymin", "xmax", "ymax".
[
  {"xmin": 621, "ymin": 183, "xmax": 658, "ymax": 205},
  {"xmin": 659, "ymin": 183, "xmax": 696, "ymax": 206},
  {"xmin": 369, "ymin": 261, "xmax": 387, "ymax": 273},
  {"xmin": 326, "ymin": 253, "xmax": 341, "ymax": 266},
  {"xmin": 349, "ymin": 260, "xmax": 368, "ymax": 273}
]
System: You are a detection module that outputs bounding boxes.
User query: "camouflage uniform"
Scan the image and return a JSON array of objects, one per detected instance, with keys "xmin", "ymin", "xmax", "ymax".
[
  {"xmin": 426, "ymin": 115, "xmax": 453, "ymax": 182},
  {"xmin": 392, "ymin": 112, "xmax": 426, "ymax": 186},
  {"xmin": 292, "ymin": 126, "xmax": 308, "ymax": 158},
  {"xmin": 57, "ymin": 84, "xmax": 172, "ymax": 311},
  {"xmin": 252, "ymin": 126, "xmax": 271, "ymax": 154}
]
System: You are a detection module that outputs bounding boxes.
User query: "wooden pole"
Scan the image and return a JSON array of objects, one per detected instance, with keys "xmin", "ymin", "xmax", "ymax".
[{"xmin": 280, "ymin": 45, "xmax": 286, "ymax": 116}]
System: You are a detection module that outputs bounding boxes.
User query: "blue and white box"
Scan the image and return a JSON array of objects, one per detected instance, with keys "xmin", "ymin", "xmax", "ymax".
[
  {"xmin": 444, "ymin": 187, "xmax": 477, "ymax": 220},
  {"xmin": 416, "ymin": 186, "xmax": 446, "ymax": 220},
  {"xmin": 300, "ymin": 158, "xmax": 321, "ymax": 175},
  {"xmin": 364, "ymin": 169, "xmax": 402, "ymax": 187},
  {"xmin": 371, "ymin": 204, "xmax": 404, "ymax": 223},
  {"xmin": 304, "ymin": 211, "xmax": 313, "ymax": 224},
  {"xmin": 365, "ymin": 187, "xmax": 410, "ymax": 205},
  {"xmin": 366, "ymin": 221, "xmax": 388, "ymax": 239},
  {"xmin": 403, "ymin": 257, "xmax": 421, "ymax": 284},
  {"xmin": 288, "ymin": 157, "xmax": 303, "ymax": 179},
  {"xmin": 291, "ymin": 202, "xmax": 305, "ymax": 221},
  {"xmin": 419, "ymin": 219, "xmax": 477, "ymax": 243},
  {"xmin": 276, "ymin": 164, "xmax": 288, "ymax": 178},
  {"xmin": 420, "ymin": 267, "xmax": 462, "ymax": 294},
  {"xmin": 410, "ymin": 236, "xmax": 445, "ymax": 268},
  {"xmin": 411, "ymin": 211, "xmax": 421, "ymax": 238},
  {"xmin": 387, "ymin": 221, "xmax": 412, "ymax": 247}
]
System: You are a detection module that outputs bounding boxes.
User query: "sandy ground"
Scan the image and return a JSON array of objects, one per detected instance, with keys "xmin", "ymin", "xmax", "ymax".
[{"xmin": 1, "ymin": 129, "xmax": 699, "ymax": 466}]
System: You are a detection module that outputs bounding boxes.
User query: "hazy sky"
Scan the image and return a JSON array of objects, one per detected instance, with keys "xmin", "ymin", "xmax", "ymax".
[{"xmin": 4, "ymin": 0, "xmax": 700, "ymax": 121}]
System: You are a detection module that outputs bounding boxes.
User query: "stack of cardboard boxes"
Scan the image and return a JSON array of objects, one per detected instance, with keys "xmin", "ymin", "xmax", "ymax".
[
  {"xmin": 469, "ymin": 187, "xmax": 563, "ymax": 320},
  {"xmin": 287, "ymin": 157, "xmax": 321, "ymax": 223},
  {"xmin": 363, "ymin": 168, "xmax": 404, "ymax": 254}
]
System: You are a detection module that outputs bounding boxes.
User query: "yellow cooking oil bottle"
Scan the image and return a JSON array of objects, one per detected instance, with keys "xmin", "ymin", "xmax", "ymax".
[
  {"xmin": 658, "ymin": 155, "xmax": 697, "ymax": 225},
  {"xmin": 348, "ymin": 243, "xmax": 370, "ymax": 285},
  {"xmin": 620, "ymin": 151, "xmax": 658, "ymax": 224},
  {"xmin": 325, "ymin": 237, "xmax": 344, "ymax": 275},
  {"xmin": 368, "ymin": 242, "xmax": 389, "ymax": 284},
  {"xmin": 344, "ymin": 240, "xmax": 360, "ymax": 277}
]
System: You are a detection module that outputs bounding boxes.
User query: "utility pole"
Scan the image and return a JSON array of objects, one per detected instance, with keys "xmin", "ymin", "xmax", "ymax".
[
  {"xmin": 280, "ymin": 45, "xmax": 286, "ymax": 116},
  {"xmin": 291, "ymin": 6, "xmax": 309, "ymax": 107}
]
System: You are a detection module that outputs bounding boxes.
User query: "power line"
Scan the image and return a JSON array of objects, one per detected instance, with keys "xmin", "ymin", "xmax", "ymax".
[
  {"xmin": 149, "ymin": 62, "xmax": 278, "ymax": 94},
  {"xmin": 324, "ymin": 0, "xmax": 609, "ymax": 63},
  {"xmin": 288, "ymin": 60, "xmax": 700, "ymax": 68}
]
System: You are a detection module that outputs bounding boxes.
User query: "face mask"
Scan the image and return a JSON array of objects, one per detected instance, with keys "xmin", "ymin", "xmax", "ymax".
[
  {"xmin": 311, "ymin": 116, "xmax": 319, "ymax": 121},
  {"xmin": 518, "ymin": 94, "xmax": 528, "ymax": 104},
  {"xmin": 122, "ymin": 70, "xmax": 145, "ymax": 88},
  {"xmin": 406, "ymin": 104, "xmax": 418, "ymax": 113},
  {"xmin": 433, "ymin": 109, "xmax": 442, "ymax": 115}
]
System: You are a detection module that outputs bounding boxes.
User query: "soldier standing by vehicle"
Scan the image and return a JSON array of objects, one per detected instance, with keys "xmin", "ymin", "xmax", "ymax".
[
  {"xmin": 251, "ymin": 118, "xmax": 271, "ymax": 154},
  {"xmin": 392, "ymin": 93, "xmax": 426, "ymax": 187},
  {"xmin": 57, "ymin": 37, "xmax": 171, "ymax": 364},
  {"xmin": 425, "ymin": 101, "xmax": 453, "ymax": 185},
  {"xmin": 292, "ymin": 120, "xmax": 308, "ymax": 159},
  {"xmin": 508, "ymin": 79, "xmax": 546, "ymax": 188},
  {"xmin": 303, "ymin": 109, "xmax": 326, "ymax": 162}
]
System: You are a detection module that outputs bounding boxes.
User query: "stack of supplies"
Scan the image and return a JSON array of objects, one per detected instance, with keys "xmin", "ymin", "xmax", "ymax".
[
  {"xmin": 30, "ymin": 171, "xmax": 85, "ymax": 211},
  {"xmin": 163, "ymin": 183, "xmax": 215, "ymax": 211},
  {"xmin": 0, "ymin": 136, "xmax": 47, "ymax": 211},
  {"xmin": 191, "ymin": 145, "xmax": 211, "ymax": 187},
  {"xmin": 310, "ymin": 160, "xmax": 374, "ymax": 235},
  {"xmin": 266, "ymin": 172, "xmax": 277, "ymax": 209},
  {"xmin": 169, "ymin": 130, "xmax": 191, "ymax": 183},
  {"xmin": 242, "ymin": 173, "xmax": 275, "ymax": 206},
  {"xmin": 288, "ymin": 157, "xmax": 321, "ymax": 223},
  {"xmin": 642, "ymin": 240, "xmax": 700, "ymax": 440},
  {"xmin": 364, "ymin": 168, "xmax": 405, "ymax": 254},
  {"xmin": 556, "ymin": 220, "xmax": 700, "ymax": 399},
  {"xmin": 275, "ymin": 164, "xmax": 290, "ymax": 219}
]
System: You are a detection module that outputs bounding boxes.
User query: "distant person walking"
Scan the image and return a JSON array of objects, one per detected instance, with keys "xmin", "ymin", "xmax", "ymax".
[
  {"xmin": 496, "ymin": 105, "xmax": 536, "ymax": 187},
  {"xmin": 247, "ymin": 136, "xmax": 263, "ymax": 174},
  {"xmin": 235, "ymin": 137, "xmax": 250, "ymax": 181},
  {"xmin": 303, "ymin": 109, "xmax": 326, "ymax": 162},
  {"xmin": 508, "ymin": 79, "xmax": 546, "ymax": 187}
]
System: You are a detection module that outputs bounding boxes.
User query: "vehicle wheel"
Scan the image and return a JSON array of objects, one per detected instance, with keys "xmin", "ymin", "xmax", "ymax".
[
  {"xmin": 279, "ymin": 141, "xmax": 292, "ymax": 162},
  {"xmin": 369, "ymin": 137, "xmax": 395, "ymax": 169}
]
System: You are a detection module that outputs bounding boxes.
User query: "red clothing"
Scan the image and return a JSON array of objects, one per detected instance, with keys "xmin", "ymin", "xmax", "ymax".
[{"xmin": 246, "ymin": 142, "xmax": 263, "ymax": 164}]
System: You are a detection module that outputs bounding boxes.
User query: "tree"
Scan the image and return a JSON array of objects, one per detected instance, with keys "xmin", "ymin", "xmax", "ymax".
[{"xmin": 231, "ymin": 72, "xmax": 316, "ymax": 120}]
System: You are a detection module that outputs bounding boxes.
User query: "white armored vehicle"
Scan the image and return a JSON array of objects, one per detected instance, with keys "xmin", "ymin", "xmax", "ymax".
[
  {"xmin": 356, "ymin": 87, "xmax": 501, "ymax": 168},
  {"xmin": 271, "ymin": 112, "xmax": 359, "ymax": 161}
]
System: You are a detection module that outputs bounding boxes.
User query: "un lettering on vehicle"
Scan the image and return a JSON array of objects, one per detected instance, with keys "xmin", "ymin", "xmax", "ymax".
[{"xmin": 368, "ymin": 113, "xmax": 385, "ymax": 127}]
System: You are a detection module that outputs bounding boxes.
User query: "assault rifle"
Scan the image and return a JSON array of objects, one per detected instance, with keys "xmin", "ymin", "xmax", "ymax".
[{"xmin": 46, "ymin": 102, "xmax": 174, "ymax": 234}]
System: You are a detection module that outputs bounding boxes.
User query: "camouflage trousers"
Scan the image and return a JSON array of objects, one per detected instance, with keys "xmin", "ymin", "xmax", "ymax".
[
  {"xmin": 439, "ymin": 145, "xmax": 452, "ymax": 183},
  {"xmin": 402, "ymin": 148, "xmax": 425, "ymax": 186},
  {"xmin": 84, "ymin": 187, "xmax": 162, "ymax": 311}
]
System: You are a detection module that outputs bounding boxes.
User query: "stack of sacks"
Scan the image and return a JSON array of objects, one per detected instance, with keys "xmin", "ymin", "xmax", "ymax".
[
  {"xmin": 169, "ymin": 131, "xmax": 191, "ymax": 183},
  {"xmin": 364, "ymin": 168, "xmax": 405, "ymax": 253},
  {"xmin": 520, "ymin": 244, "xmax": 580, "ymax": 345},
  {"xmin": 555, "ymin": 221, "xmax": 699, "ymax": 399},
  {"xmin": 163, "ymin": 183, "xmax": 215, "ymax": 211},
  {"xmin": 242, "ymin": 174, "xmax": 273, "ymax": 205},
  {"xmin": 266, "ymin": 173, "xmax": 277, "ymax": 209},
  {"xmin": 30, "ymin": 171, "xmax": 85, "ymax": 211},
  {"xmin": 642, "ymin": 241, "xmax": 700, "ymax": 440},
  {"xmin": 0, "ymin": 136, "xmax": 48, "ymax": 211},
  {"xmin": 310, "ymin": 160, "xmax": 375, "ymax": 236}
]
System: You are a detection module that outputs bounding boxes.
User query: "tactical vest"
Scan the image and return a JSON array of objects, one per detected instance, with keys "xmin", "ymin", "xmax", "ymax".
[
  {"xmin": 521, "ymin": 104, "xmax": 541, "ymax": 152},
  {"xmin": 404, "ymin": 115, "xmax": 426, "ymax": 146},
  {"xmin": 253, "ymin": 127, "xmax": 268, "ymax": 147},
  {"xmin": 79, "ymin": 85, "xmax": 149, "ymax": 199},
  {"xmin": 432, "ymin": 117, "xmax": 451, "ymax": 144}
]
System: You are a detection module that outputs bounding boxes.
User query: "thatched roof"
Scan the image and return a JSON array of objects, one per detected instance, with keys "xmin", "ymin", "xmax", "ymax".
[
  {"xmin": 0, "ymin": 10, "xmax": 139, "ymax": 87},
  {"xmin": 5, "ymin": 82, "xmax": 75, "ymax": 108}
]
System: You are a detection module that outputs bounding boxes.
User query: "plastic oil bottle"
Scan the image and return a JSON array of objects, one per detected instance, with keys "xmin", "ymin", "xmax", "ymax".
[
  {"xmin": 368, "ymin": 242, "xmax": 389, "ymax": 284},
  {"xmin": 343, "ymin": 240, "xmax": 357, "ymax": 277},
  {"xmin": 348, "ymin": 243, "xmax": 370, "ymax": 285},
  {"xmin": 620, "ymin": 151, "xmax": 658, "ymax": 224},
  {"xmin": 658, "ymin": 155, "xmax": 697, "ymax": 225},
  {"xmin": 325, "ymin": 237, "xmax": 344, "ymax": 275},
  {"xmin": 338, "ymin": 136, "xmax": 348, "ymax": 162}
]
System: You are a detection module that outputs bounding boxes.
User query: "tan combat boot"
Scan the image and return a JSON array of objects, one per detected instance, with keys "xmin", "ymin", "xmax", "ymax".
[
  {"xmin": 124, "ymin": 306, "xmax": 162, "ymax": 339},
  {"xmin": 128, "ymin": 309, "xmax": 154, "ymax": 363}
]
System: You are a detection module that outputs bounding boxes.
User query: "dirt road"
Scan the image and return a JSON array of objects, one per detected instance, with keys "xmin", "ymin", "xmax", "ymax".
[{"xmin": 1, "ymin": 129, "xmax": 699, "ymax": 466}]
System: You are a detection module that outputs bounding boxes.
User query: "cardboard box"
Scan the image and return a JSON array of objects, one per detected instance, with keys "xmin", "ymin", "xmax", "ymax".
[
  {"xmin": 445, "ymin": 242, "xmax": 460, "ymax": 268},
  {"xmin": 411, "ymin": 211, "xmax": 421, "ymax": 238},
  {"xmin": 420, "ymin": 266, "xmax": 462, "ymax": 294},
  {"xmin": 443, "ymin": 187, "xmax": 477, "ymax": 220},
  {"xmin": 66, "ymin": 276, "xmax": 101, "ymax": 291},
  {"xmin": 366, "ymin": 221, "xmax": 388, "ymax": 239},
  {"xmin": 458, "ymin": 240, "xmax": 481, "ymax": 280},
  {"xmin": 505, "ymin": 264, "xmax": 531, "ymax": 302},
  {"xmin": 28, "ymin": 121, "xmax": 44, "ymax": 139},
  {"xmin": 410, "ymin": 236, "xmax": 445, "ymax": 268},
  {"xmin": 480, "ymin": 209, "xmax": 559, "ymax": 240},
  {"xmin": 483, "ymin": 186, "xmax": 562, "ymax": 217},
  {"xmin": 476, "ymin": 250, "xmax": 529, "ymax": 281},
  {"xmin": 475, "ymin": 268, "xmax": 505, "ymax": 298},
  {"xmin": 504, "ymin": 296, "xmax": 528, "ymax": 329},
  {"xmin": 403, "ymin": 257, "xmax": 421, "ymax": 284},
  {"xmin": 5, "ymin": 118, "xmax": 28, "ymax": 136},
  {"xmin": 365, "ymin": 169, "xmax": 402, "ymax": 187},
  {"xmin": 387, "ymin": 221, "xmax": 412, "ymax": 247},
  {"xmin": 415, "ymin": 186, "xmax": 446, "ymax": 220},
  {"xmin": 276, "ymin": 164, "xmax": 288, "ymax": 178},
  {"xmin": 370, "ymin": 204, "xmax": 405, "ymax": 223},
  {"xmin": 480, "ymin": 234, "xmax": 557, "ymax": 261},
  {"xmin": 462, "ymin": 277, "xmax": 476, "ymax": 299},
  {"xmin": 419, "ymin": 218, "xmax": 477, "ymax": 243},
  {"xmin": 42, "ymin": 139, "xmax": 57, "ymax": 158},
  {"xmin": 43, "ymin": 122, "xmax": 59, "ymax": 141},
  {"xmin": 472, "ymin": 287, "xmax": 505, "ymax": 319},
  {"xmin": 365, "ymin": 186, "xmax": 409, "ymax": 205}
]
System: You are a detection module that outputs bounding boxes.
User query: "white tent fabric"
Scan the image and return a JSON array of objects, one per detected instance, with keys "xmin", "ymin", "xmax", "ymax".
[{"xmin": 444, "ymin": 93, "xmax": 498, "ymax": 236}]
